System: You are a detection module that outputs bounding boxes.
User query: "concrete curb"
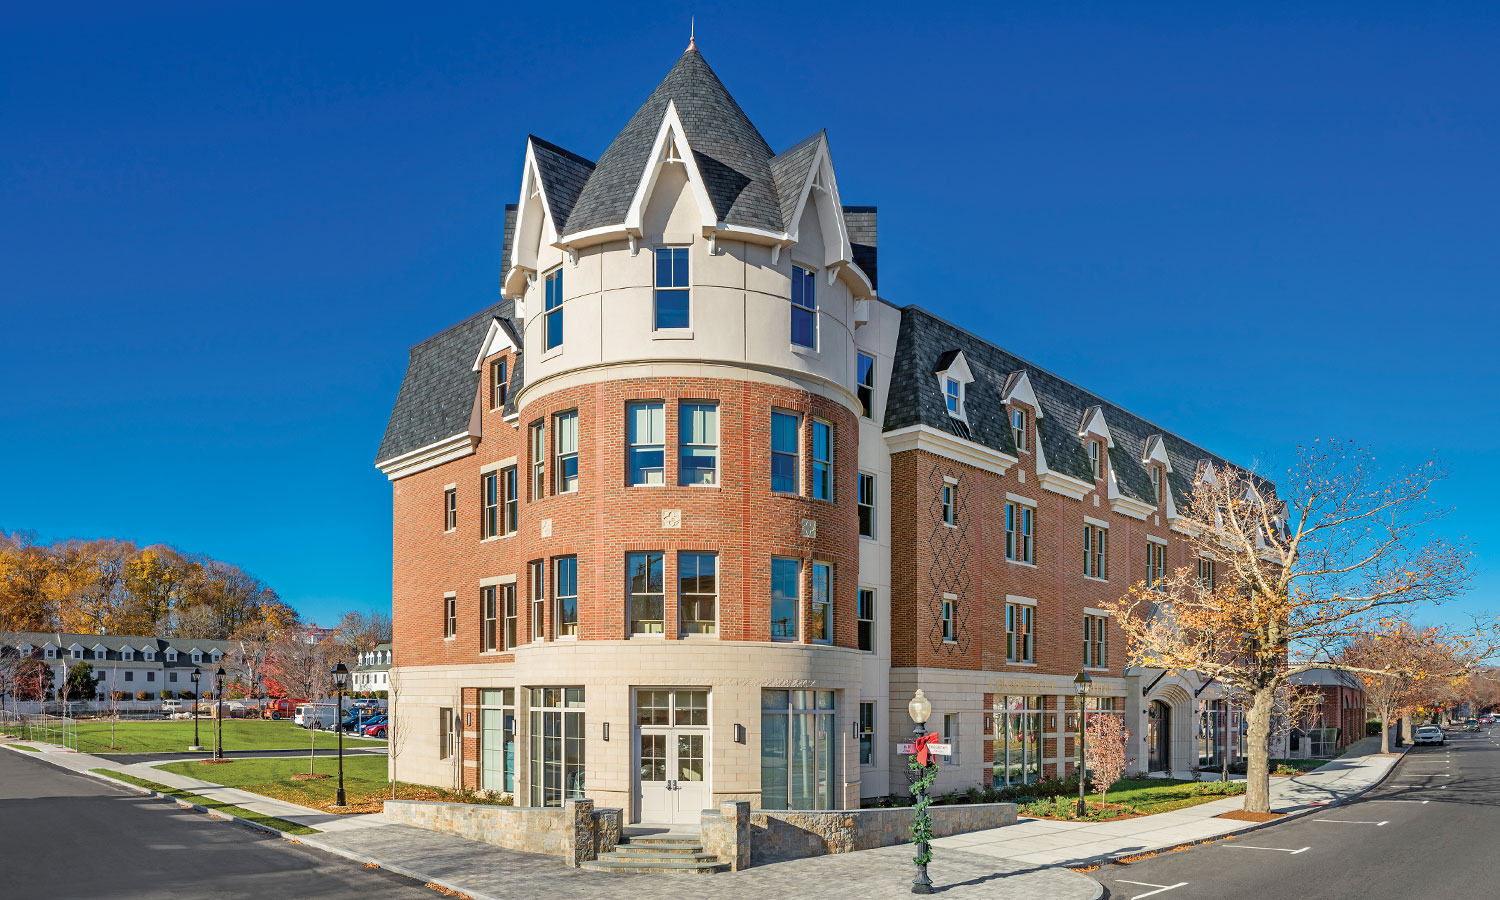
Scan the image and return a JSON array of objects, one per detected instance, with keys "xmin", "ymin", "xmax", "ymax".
[{"xmin": 1072, "ymin": 746, "xmax": 1413, "ymax": 873}]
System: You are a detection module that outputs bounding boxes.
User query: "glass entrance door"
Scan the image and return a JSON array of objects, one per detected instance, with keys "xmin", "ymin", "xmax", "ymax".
[
  {"xmin": 1148, "ymin": 700, "xmax": 1171, "ymax": 772},
  {"xmin": 634, "ymin": 689, "xmax": 709, "ymax": 825}
]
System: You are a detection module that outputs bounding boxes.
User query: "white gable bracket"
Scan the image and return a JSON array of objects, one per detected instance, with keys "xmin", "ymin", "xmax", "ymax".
[{"xmin": 624, "ymin": 102, "xmax": 717, "ymax": 233}]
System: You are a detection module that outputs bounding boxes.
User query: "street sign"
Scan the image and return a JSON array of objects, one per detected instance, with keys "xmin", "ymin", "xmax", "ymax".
[{"xmin": 897, "ymin": 742, "xmax": 952, "ymax": 756}]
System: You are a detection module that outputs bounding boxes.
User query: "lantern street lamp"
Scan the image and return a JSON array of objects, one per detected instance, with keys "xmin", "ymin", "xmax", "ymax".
[
  {"xmin": 907, "ymin": 688, "xmax": 935, "ymax": 895},
  {"xmin": 331, "ymin": 662, "xmax": 350, "ymax": 807},
  {"xmin": 214, "ymin": 667, "xmax": 226, "ymax": 760},
  {"xmin": 1074, "ymin": 671, "xmax": 1093, "ymax": 818},
  {"xmin": 189, "ymin": 667, "xmax": 202, "ymax": 751}
]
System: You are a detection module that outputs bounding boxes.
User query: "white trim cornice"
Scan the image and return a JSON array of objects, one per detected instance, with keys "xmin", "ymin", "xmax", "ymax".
[
  {"xmin": 376, "ymin": 433, "xmax": 479, "ymax": 481},
  {"xmin": 883, "ymin": 424, "xmax": 1018, "ymax": 476}
]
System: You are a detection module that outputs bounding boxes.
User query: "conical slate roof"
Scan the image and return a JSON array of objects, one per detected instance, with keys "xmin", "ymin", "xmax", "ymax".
[{"xmin": 562, "ymin": 48, "xmax": 784, "ymax": 236}]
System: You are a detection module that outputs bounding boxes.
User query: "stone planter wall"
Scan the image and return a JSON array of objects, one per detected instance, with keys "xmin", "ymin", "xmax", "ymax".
[
  {"xmin": 383, "ymin": 798, "xmax": 621, "ymax": 866},
  {"xmin": 749, "ymin": 802, "xmax": 1017, "ymax": 864}
]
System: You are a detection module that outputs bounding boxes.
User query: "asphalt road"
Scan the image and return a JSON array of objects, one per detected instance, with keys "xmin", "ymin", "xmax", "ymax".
[
  {"xmin": 1094, "ymin": 726, "xmax": 1500, "ymax": 900},
  {"xmin": 0, "ymin": 747, "xmax": 433, "ymax": 900}
]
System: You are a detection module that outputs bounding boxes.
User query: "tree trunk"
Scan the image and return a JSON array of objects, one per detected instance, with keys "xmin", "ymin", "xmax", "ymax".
[
  {"xmin": 1380, "ymin": 702, "xmax": 1392, "ymax": 754},
  {"xmin": 1243, "ymin": 689, "xmax": 1276, "ymax": 813}
]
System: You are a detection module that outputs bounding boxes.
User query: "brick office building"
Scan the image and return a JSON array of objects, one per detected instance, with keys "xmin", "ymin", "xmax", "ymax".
[{"xmin": 376, "ymin": 45, "xmax": 1247, "ymax": 824}]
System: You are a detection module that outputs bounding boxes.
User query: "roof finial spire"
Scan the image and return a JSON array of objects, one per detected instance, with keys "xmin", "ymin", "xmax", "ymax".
[{"xmin": 687, "ymin": 16, "xmax": 696, "ymax": 51}]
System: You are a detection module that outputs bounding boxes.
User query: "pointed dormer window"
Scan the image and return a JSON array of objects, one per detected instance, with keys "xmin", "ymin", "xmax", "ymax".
[
  {"xmin": 1011, "ymin": 407, "xmax": 1028, "ymax": 452},
  {"xmin": 1089, "ymin": 439, "xmax": 1102, "ymax": 479},
  {"xmin": 945, "ymin": 378, "xmax": 961, "ymax": 415},
  {"xmin": 1151, "ymin": 466, "xmax": 1162, "ymax": 506},
  {"xmin": 934, "ymin": 350, "xmax": 973, "ymax": 424}
]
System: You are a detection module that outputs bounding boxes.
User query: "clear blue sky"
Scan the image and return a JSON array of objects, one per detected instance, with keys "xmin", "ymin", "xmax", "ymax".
[{"xmin": 3, "ymin": 2, "xmax": 1495, "ymax": 627}]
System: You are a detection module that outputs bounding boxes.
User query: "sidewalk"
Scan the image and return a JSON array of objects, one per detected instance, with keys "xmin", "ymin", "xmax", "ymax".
[{"xmin": 933, "ymin": 739, "xmax": 1403, "ymax": 867}]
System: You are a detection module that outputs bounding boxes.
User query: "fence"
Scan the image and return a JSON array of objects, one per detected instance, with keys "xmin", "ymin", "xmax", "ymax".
[{"xmin": 0, "ymin": 709, "xmax": 79, "ymax": 750}]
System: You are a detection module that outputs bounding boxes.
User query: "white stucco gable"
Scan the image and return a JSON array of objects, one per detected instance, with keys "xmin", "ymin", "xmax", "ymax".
[{"xmin": 626, "ymin": 101, "xmax": 717, "ymax": 238}]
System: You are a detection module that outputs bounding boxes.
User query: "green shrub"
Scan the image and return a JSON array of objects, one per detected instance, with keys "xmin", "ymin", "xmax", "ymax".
[
  {"xmin": 160, "ymin": 690, "xmax": 174, "ymax": 700},
  {"xmin": 135, "ymin": 691, "xmax": 150, "ymax": 701}
]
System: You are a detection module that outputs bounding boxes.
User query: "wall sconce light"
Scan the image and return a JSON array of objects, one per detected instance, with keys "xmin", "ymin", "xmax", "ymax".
[
  {"xmin": 465, "ymin": 712, "xmax": 473, "ymax": 728},
  {"xmin": 602, "ymin": 722, "xmax": 610, "ymax": 741},
  {"xmin": 733, "ymin": 724, "xmax": 746, "ymax": 744},
  {"xmin": 852, "ymin": 721, "xmax": 860, "ymax": 739}
]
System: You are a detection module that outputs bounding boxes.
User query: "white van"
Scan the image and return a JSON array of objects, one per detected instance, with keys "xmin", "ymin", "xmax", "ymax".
[{"xmin": 293, "ymin": 702, "xmax": 340, "ymax": 729}]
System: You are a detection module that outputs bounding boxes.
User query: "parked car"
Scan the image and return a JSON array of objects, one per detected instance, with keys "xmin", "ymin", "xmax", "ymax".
[
  {"xmin": 1464, "ymin": 718, "xmax": 1479, "ymax": 732},
  {"xmin": 1414, "ymin": 724, "xmax": 1446, "ymax": 745},
  {"xmin": 362, "ymin": 715, "xmax": 388, "ymax": 738},
  {"xmin": 1479, "ymin": 717, "xmax": 1492, "ymax": 725}
]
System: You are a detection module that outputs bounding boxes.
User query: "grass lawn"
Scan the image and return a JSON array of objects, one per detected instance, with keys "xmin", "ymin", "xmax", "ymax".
[
  {"xmin": 7, "ymin": 743, "xmax": 40, "ymax": 751},
  {"xmin": 1020, "ymin": 778, "xmax": 1247, "ymax": 821},
  {"xmin": 75, "ymin": 719, "xmax": 384, "ymax": 754},
  {"xmin": 156, "ymin": 754, "xmax": 508, "ymax": 815},
  {"xmin": 91, "ymin": 768, "xmax": 318, "ymax": 835}
]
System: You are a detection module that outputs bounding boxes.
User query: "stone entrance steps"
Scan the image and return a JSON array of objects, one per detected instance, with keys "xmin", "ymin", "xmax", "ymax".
[{"xmin": 581, "ymin": 833, "xmax": 728, "ymax": 875}]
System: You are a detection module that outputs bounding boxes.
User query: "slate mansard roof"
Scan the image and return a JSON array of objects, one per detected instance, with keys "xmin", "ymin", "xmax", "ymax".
[{"xmin": 884, "ymin": 307, "xmax": 1246, "ymax": 507}]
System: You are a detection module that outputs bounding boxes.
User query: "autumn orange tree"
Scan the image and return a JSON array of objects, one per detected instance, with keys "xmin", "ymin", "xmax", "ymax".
[
  {"xmin": 1340, "ymin": 623, "xmax": 1472, "ymax": 753},
  {"xmin": 1106, "ymin": 442, "xmax": 1478, "ymax": 813}
]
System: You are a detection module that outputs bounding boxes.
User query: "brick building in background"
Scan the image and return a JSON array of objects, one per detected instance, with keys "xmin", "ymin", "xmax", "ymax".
[{"xmin": 375, "ymin": 45, "xmax": 1251, "ymax": 824}]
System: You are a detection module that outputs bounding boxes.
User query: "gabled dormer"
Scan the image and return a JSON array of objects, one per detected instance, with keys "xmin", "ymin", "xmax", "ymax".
[
  {"xmin": 164, "ymin": 648, "xmax": 176, "ymax": 663},
  {"xmin": 769, "ymin": 130, "xmax": 863, "ymax": 283},
  {"xmin": 1001, "ymin": 371, "xmax": 1041, "ymax": 456},
  {"xmin": 934, "ymin": 350, "xmax": 973, "ymax": 422},
  {"xmin": 143, "ymin": 647, "xmax": 155, "ymax": 662},
  {"xmin": 1142, "ymin": 434, "xmax": 1177, "ymax": 519},
  {"xmin": 68, "ymin": 642, "xmax": 84, "ymax": 660},
  {"xmin": 120, "ymin": 645, "xmax": 134, "ymax": 662},
  {"xmin": 504, "ymin": 136, "xmax": 596, "ymax": 303},
  {"xmin": 92, "ymin": 643, "xmax": 108, "ymax": 661}
]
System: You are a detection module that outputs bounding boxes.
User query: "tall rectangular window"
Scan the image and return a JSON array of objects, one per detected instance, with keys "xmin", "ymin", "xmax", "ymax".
[
  {"xmin": 941, "ymin": 596, "xmax": 956, "ymax": 642},
  {"xmin": 770, "ymin": 557, "xmax": 799, "ymax": 641},
  {"xmin": 555, "ymin": 556, "xmax": 578, "ymax": 638},
  {"xmin": 444, "ymin": 594, "xmax": 457, "ymax": 639},
  {"xmin": 529, "ymin": 687, "xmax": 585, "ymax": 807},
  {"xmin": 1011, "ymin": 407, "xmax": 1027, "ymax": 451},
  {"xmin": 1147, "ymin": 541, "xmax": 1166, "ymax": 590},
  {"xmin": 858, "ymin": 701, "xmax": 875, "ymax": 766},
  {"xmin": 1083, "ymin": 524, "xmax": 1094, "ymax": 577},
  {"xmin": 502, "ymin": 467, "xmax": 518, "ymax": 535},
  {"xmin": 857, "ymin": 473, "xmax": 875, "ymax": 538},
  {"xmin": 444, "ymin": 488, "xmax": 457, "ymax": 531},
  {"xmin": 627, "ymin": 552, "xmax": 664, "ymax": 635},
  {"xmin": 810, "ymin": 420, "xmax": 832, "ymax": 500},
  {"xmin": 481, "ymin": 586, "xmax": 498, "ymax": 651},
  {"xmin": 503, "ymin": 584, "xmax": 518, "ymax": 650},
  {"xmin": 1006, "ymin": 502, "xmax": 1034, "ymax": 563},
  {"xmin": 554, "ymin": 411, "xmax": 578, "ymax": 494},
  {"xmin": 530, "ymin": 422, "xmax": 546, "ymax": 500},
  {"xmin": 790, "ymin": 265, "xmax": 817, "ymax": 348},
  {"xmin": 1094, "ymin": 526, "xmax": 1108, "ymax": 579},
  {"xmin": 1151, "ymin": 466, "xmax": 1162, "ymax": 505},
  {"xmin": 679, "ymin": 402, "xmax": 718, "ymax": 486},
  {"xmin": 530, "ymin": 560, "xmax": 546, "ymax": 642},
  {"xmin": 1198, "ymin": 557, "xmax": 1215, "ymax": 589},
  {"xmin": 1006, "ymin": 602, "xmax": 1034, "ymax": 663},
  {"xmin": 491, "ymin": 358, "xmax": 508, "ymax": 410},
  {"xmin": 627, "ymin": 402, "xmax": 665, "ymax": 486},
  {"xmin": 770, "ymin": 411, "xmax": 800, "ymax": 494},
  {"xmin": 945, "ymin": 378, "xmax": 960, "ymax": 414},
  {"xmin": 857, "ymin": 588, "xmax": 874, "ymax": 652},
  {"xmin": 544, "ymin": 268, "xmax": 563, "ymax": 351},
  {"xmin": 760, "ymin": 689, "xmax": 836, "ymax": 810},
  {"xmin": 1089, "ymin": 439, "xmax": 1101, "ymax": 478},
  {"xmin": 809, "ymin": 562, "xmax": 831, "ymax": 644},
  {"xmin": 942, "ymin": 483, "xmax": 956, "ymax": 526},
  {"xmin": 481, "ymin": 472, "xmax": 499, "ymax": 538},
  {"xmin": 653, "ymin": 247, "xmax": 690, "ymax": 329},
  {"xmin": 856, "ymin": 352, "xmax": 875, "ymax": 418},
  {"xmin": 439, "ymin": 708, "xmax": 453, "ymax": 759},
  {"xmin": 1084, "ymin": 614, "xmax": 1108, "ymax": 668},
  {"xmin": 678, "ymin": 552, "xmax": 717, "ymax": 635},
  {"xmin": 943, "ymin": 713, "xmax": 961, "ymax": 766},
  {"xmin": 480, "ymin": 688, "xmax": 515, "ymax": 794}
]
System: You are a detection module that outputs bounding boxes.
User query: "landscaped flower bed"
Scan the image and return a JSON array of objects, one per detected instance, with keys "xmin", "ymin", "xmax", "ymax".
[{"xmin": 1018, "ymin": 779, "xmax": 1246, "ymax": 821}]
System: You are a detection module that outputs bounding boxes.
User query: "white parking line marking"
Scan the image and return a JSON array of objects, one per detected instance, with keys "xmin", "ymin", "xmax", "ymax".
[
  {"xmin": 1116, "ymin": 881, "xmax": 1189, "ymax": 899},
  {"xmin": 1225, "ymin": 845, "xmax": 1310, "ymax": 854},
  {"xmin": 1313, "ymin": 819, "xmax": 1388, "ymax": 826},
  {"xmin": 1364, "ymin": 799, "xmax": 1429, "ymax": 804}
]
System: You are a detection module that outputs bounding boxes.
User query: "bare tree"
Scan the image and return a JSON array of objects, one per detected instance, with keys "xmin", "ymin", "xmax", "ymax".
[
  {"xmin": 1107, "ymin": 443, "xmax": 1480, "ymax": 813},
  {"xmin": 333, "ymin": 611, "xmax": 392, "ymax": 659},
  {"xmin": 387, "ymin": 663, "xmax": 406, "ymax": 799},
  {"xmin": 267, "ymin": 634, "xmax": 331, "ymax": 775},
  {"xmin": 1340, "ymin": 623, "xmax": 1471, "ymax": 753}
]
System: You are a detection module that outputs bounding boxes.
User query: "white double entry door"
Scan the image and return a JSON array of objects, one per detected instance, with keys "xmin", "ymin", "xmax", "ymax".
[{"xmin": 634, "ymin": 687, "xmax": 709, "ymax": 826}]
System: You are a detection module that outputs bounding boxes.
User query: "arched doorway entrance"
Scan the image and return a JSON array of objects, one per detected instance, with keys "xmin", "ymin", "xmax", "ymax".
[{"xmin": 1148, "ymin": 700, "xmax": 1172, "ymax": 772}]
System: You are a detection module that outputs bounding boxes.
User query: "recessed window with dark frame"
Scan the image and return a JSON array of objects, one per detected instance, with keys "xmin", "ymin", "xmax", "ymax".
[
  {"xmin": 1083, "ymin": 524, "xmax": 1108, "ymax": 579},
  {"xmin": 857, "ymin": 472, "xmax": 875, "ymax": 538},
  {"xmin": 1084, "ymin": 614, "xmax": 1108, "ymax": 668},
  {"xmin": 679, "ymin": 402, "xmax": 718, "ymax": 486},
  {"xmin": 1198, "ymin": 557, "xmax": 1216, "ymax": 589},
  {"xmin": 770, "ymin": 410, "xmax": 800, "ymax": 494},
  {"xmin": 1011, "ymin": 407, "xmax": 1028, "ymax": 452},
  {"xmin": 502, "ymin": 583, "xmax": 518, "ymax": 650},
  {"xmin": 678, "ymin": 551, "xmax": 717, "ymax": 635},
  {"xmin": 1006, "ymin": 601, "xmax": 1034, "ymax": 663},
  {"xmin": 444, "ymin": 487, "xmax": 457, "ymax": 532},
  {"xmin": 941, "ymin": 595, "xmax": 957, "ymax": 643},
  {"xmin": 653, "ymin": 247, "xmax": 690, "ymax": 330},
  {"xmin": 856, "ymin": 352, "xmax": 875, "ymax": 419},
  {"xmin": 790, "ymin": 265, "xmax": 817, "ymax": 348},
  {"xmin": 627, "ymin": 402, "xmax": 665, "ymax": 486},
  {"xmin": 554, "ymin": 411, "xmax": 579, "ymax": 494},
  {"xmin": 481, "ymin": 586, "xmax": 498, "ymax": 652},
  {"xmin": 491, "ymin": 358, "xmax": 508, "ymax": 411},
  {"xmin": 1151, "ymin": 466, "xmax": 1163, "ymax": 506},
  {"xmin": 1005, "ymin": 502, "xmax": 1034, "ymax": 563},
  {"xmin": 857, "ymin": 588, "xmax": 874, "ymax": 652},
  {"xmin": 810, "ymin": 420, "xmax": 832, "ymax": 501},
  {"xmin": 627, "ymin": 552, "xmax": 664, "ymax": 635},
  {"xmin": 443, "ymin": 594, "xmax": 457, "ymax": 639},
  {"xmin": 809, "ymin": 562, "xmax": 832, "ymax": 644},
  {"xmin": 858, "ymin": 701, "xmax": 875, "ymax": 766},
  {"xmin": 770, "ymin": 557, "xmax": 799, "ymax": 641},
  {"xmin": 1089, "ymin": 439, "xmax": 1102, "ymax": 479},
  {"xmin": 502, "ymin": 467, "xmax": 518, "ymax": 535},
  {"xmin": 530, "ymin": 422, "xmax": 546, "ymax": 501},
  {"xmin": 544, "ymin": 268, "xmax": 564, "ymax": 351},
  {"xmin": 481, "ymin": 471, "xmax": 499, "ymax": 539},
  {"xmin": 555, "ymin": 556, "xmax": 578, "ymax": 638},
  {"xmin": 1147, "ymin": 540, "xmax": 1167, "ymax": 591},
  {"xmin": 529, "ymin": 560, "xmax": 546, "ymax": 642},
  {"xmin": 942, "ymin": 482, "xmax": 957, "ymax": 527}
]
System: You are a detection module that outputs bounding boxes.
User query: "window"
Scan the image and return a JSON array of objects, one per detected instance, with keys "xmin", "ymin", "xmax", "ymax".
[
  {"xmin": 770, "ymin": 411, "xmax": 800, "ymax": 494},
  {"xmin": 1147, "ymin": 541, "xmax": 1166, "ymax": 590},
  {"xmin": 627, "ymin": 402, "xmax": 665, "ymax": 485},
  {"xmin": 945, "ymin": 378, "xmax": 961, "ymax": 415},
  {"xmin": 530, "ymin": 422, "xmax": 546, "ymax": 500},
  {"xmin": 1011, "ymin": 407, "xmax": 1027, "ymax": 452},
  {"xmin": 555, "ymin": 556, "xmax": 578, "ymax": 638},
  {"xmin": 1084, "ymin": 614, "xmax": 1108, "ymax": 668},
  {"xmin": 480, "ymin": 688, "xmax": 516, "ymax": 794},
  {"xmin": 859, "ymin": 701, "xmax": 875, "ymax": 765},
  {"xmin": 169, "ymin": 672, "xmax": 177, "ymax": 683},
  {"xmin": 444, "ymin": 594, "xmax": 457, "ymax": 638},
  {"xmin": 147, "ymin": 671, "xmax": 155, "ymax": 682},
  {"xmin": 942, "ymin": 483, "xmax": 956, "ymax": 526},
  {"xmin": 810, "ymin": 420, "xmax": 832, "ymax": 500},
  {"xmin": 760, "ymin": 689, "xmax": 836, "ymax": 810},
  {"xmin": 444, "ymin": 487, "xmax": 457, "ymax": 531},
  {"xmin": 1151, "ymin": 466, "xmax": 1163, "ymax": 505},
  {"xmin": 502, "ymin": 467, "xmax": 518, "ymax": 535},
  {"xmin": 491, "ymin": 358, "xmax": 508, "ymax": 411},
  {"xmin": 943, "ymin": 713, "xmax": 961, "ymax": 766},
  {"xmin": 627, "ymin": 552, "xmax": 664, "ymax": 635},
  {"xmin": 1083, "ymin": 524, "xmax": 1107, "ymax": 579},
  {"xmin": 1006, "ymin": 602, "xmax": 1034, "ymax": 663},
  {"xmin": 121, "ymin": 649, "xmax": 133, "ymax": 662},
  {"xmin": 543, "ymin": 268, "xmax": 563, "ymax": 351},
  {"xmin": 1089, "ymin": 439, "xmax": 1101, "ymax": 478},
  {"xmin": 941, "ymin": 596, "xmax": 956, "ymax": 642},
  {"xmin": 481, "ymin": 586, "xmax": 498, "ymax": 651},
  {"xmin": 529, "ymin": 687, "xmax": 585, "ymax": 807},
  {"xmin": 994, "ymin": 696, "xmax": 1043, "ymax": 786},
  {"xmin": 530, "ymin": 561, "xmax": 546, "ymax": 642},
  {"xmin": 678, "ymin": 552, "xmax": 717, "ymax": 635},
  {"xmin": 857, "ymin": 352, "xmax": 875, "ymax": 418},
  {"xmin": 439, "ymin": 707, "xmax": 453, "ymax": 759},
  {"xmin": 1198, "ymin": 557, "xmax": 1216, "ymax": 589},
  {"xmin": 857, "ymin": 473, "xmax": 875, "ymax": 538},
  {"xmin": 770, "ymin": 557, "xmax": 799, "ymax": 641},
  {"xmin": 191, "ymin": 651, "xmax": 201, "ymax": 664},
  {"xmin": 125, "ymin": 670, "xmax": 133, "ymax": 682},
  {"xmin": 71, "ymin": 647, "xmax": 81, "ymax": 660},
  {"xmin": 679, "ymin": 402, "xmax": 718, "ymax": 486},
  {"xmin": 790, "ymin": 265, "xmax": 817, "ymax": 348},
  {"xmin": 809, "ymin": 562, "xmax": 831, "ymax": 644},
  {"xmin": 162, "ymin": 650, "xmax": 171, "ymax": 662},
  {"xmin": 653, "ymin": 247, "xmax": 690, "ymax": 329},
  {"xmin": 481, "ymin": 471, "xmax": 499, "ymax": 538},
  {"xmin": 1005, "ymin": 502, "xmax": 1034, "ymax": 563},
  {"xmin": 857, "ymin": 589, "xmax": 874, "ymax": 652},
  {"xmin": 554, "ymin": 411, "xmax": 578, "ymax": 493}
]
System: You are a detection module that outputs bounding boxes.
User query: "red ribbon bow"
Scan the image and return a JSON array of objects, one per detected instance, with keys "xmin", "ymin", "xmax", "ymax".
[{"xmin": 914, "ymin": 731, "xmax": 941, "ymax": 767}]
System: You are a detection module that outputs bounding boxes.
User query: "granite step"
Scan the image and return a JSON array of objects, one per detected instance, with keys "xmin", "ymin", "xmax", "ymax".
[
  {"xmin": 580, "ymin": 857, "xmax": 728, "ymax": 875},
  {"xmin": 600, "ymin": 848, "xmax": 719, "ymax": 861}
]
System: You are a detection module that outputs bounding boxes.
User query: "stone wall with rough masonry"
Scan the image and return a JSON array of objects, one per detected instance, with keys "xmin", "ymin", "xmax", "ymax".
[
  {"xmin": 383, "ymin": 798, "xmax": 620, "ymax": 866},
  {"xmin": 749, "ymin": 802, "xmax": 1017, "ymax": 864}
]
